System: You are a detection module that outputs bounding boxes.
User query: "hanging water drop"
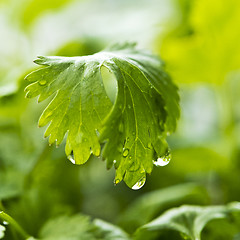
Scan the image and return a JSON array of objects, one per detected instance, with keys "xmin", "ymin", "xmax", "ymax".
[
  {"xmin": 114, "ymin": 178, "xmax": 120, "ymax": 185},
  {"xmin": 67, "ymin": 154, "xmax": 75, "ymax": 164},
  {"xmin": 113, "ymin": 160, "xmax": 117, "ymax": 164},
  {"xmin": 132, "ymin": 176, "xmax": 146, "ymax": 190},
  {"xmin": 153, "ymin": 151, "xmax": 171, "ymax": 167},
  {"xmin": 2, "ymin": 221, "xmax": 8, "ymax": 225},
  {"xmin": 123, "ymin": 148, "xmax": 129, "ymax": 157}
]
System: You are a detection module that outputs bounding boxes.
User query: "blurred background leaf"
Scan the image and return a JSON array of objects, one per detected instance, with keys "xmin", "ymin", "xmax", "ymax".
[
  {"xmin": 136, "ymin": 202, "xmax": 240, "ymax": 240},
  {"xmin": 157, "ymin": 0, "xmax": 240, "ymax": 85}
]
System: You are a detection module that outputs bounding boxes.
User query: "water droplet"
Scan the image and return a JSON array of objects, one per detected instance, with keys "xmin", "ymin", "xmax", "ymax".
[
  {"xmin": 39, "ymin": 80, "xmax": 47, "ymax": 85},
  {"xmin": 113, "ymin": 160, "xmax": 117, "ymax": 164},
  {"xmin": 132, "ymin": 176, "xmax": 146, "ymax": 190},
  {"xmin": 67, "ymin": 154, "xmax": 75, "ymax": 164},
  {"xmin": 3, "ymin": 221, "xmax": 8, "ymax": 225},
  {"xmin": 153, "ymin": 151, "xmax": 171, "ymax": 167},
  {"xmin": 129, "ymin": 156, "xmax": 132, "ymax": 159},
  {"xmin": 123, "ymin": 148, "xmax": 129, "ymax": 157},
  {"xmin": 114, "ymin": 178, "xmax": 120, "ymax": 185}
]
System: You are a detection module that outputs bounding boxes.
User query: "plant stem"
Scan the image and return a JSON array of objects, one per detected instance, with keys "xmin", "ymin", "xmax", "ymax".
[{"xmin": 0, "ymin": 211, "xmax": 30, "ymax": 239}]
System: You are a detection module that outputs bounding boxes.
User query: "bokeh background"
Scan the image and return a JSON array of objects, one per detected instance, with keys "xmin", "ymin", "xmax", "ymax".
[{"xmin": 1, "ymin": 0, "xmax": 240, "ymax": 239}]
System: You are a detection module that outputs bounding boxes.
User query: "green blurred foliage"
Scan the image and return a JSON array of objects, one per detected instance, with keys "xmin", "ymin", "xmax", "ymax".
[
  {"xmin": 1, "ymin": 0, "xmax": 74, "ymax": 29},
  {"xmin": 157, "ymin": 0, "xmax": 240, "ymax": 85},
  {"xmin": 0, "ymin": 0, "xmax": 240, "ymax": 239},
  {"xmin": 136, "ymin": 202, "xmax": 240, "ymax": 240}
]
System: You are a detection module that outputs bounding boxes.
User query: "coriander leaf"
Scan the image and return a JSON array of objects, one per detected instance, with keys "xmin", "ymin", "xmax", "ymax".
[
  {"xmin": 25, "ymin": 55, "xmax": 113, "ymax": 164},
  {"xmin": 25, "ymin": 43, "xmax": 179, "ymax": 187},
  {"xmin": 93, "ymin": 218, "xmax": 130, "ymax": 240},
  {"xmin": 136, "ymin": 202, "xmax": 240, "ymax": 240},
  {"xmin": 118, "ymin": 183, "xmax": 208, "ymax": 232},
  {"xmin": 39, "ymin": 214, "xmax": 96, "ymax": 240}
]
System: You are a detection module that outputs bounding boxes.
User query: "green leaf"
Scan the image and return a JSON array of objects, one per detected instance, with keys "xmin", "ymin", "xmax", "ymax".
[
  {"xmin": 137, "ymin": 202, "xmax": 240, "ymax": 240},
  {"xmin": 93, "ymin": 218, "xmax": 130, "ymax": 240},
  {"xmin": 118, "ymin": 183, "xmax": 208, "ymax": 232},
  {"xmin": 39, "ymin": 214, "xmax": 96, "ymax": 240},
  {"xmin": 25, "ymin": 43, "xmax": 180, "ymax": 187},
  {"xmin": 25, "ymin": 55, "xmax": 113, "ymax": 164}
]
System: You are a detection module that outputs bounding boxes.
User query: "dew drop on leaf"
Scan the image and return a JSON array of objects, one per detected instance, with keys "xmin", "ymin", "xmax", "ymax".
[
  {"xmin": 153, "ymin": 150, "xmax": 171, "ymax": 167},
  {"xmin": 122, "ymin": 148, "xmax": 129, "ymax": 157},
  {"xmin": 67, "ymin": 154, "xmax": 76, "ymax": 164},
  {"xmin": 132, "ymin": 175, "xmax": 146, "ymax": 190},
  {"xmin": 2, "ymin": 221, "xmax": 8, "ymax": 225},
  {"xmin": 38, "ymin": 80, "xmax": 47, "ymax": 85}
]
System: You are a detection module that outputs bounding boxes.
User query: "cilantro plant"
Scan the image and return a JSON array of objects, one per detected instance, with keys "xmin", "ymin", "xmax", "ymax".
[
  {"xmin": 24, "ymin": 43, "xmax": 180, "ymax": 189},
  {"xmin": 2, "ymin": 0, "xmax": 240, "ymax": 239}
]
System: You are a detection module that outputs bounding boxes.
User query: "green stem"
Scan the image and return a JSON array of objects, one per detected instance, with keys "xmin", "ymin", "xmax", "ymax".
[{"xmin": 0, "ymin": 211, "xmax": 30, "ymax": 239}]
